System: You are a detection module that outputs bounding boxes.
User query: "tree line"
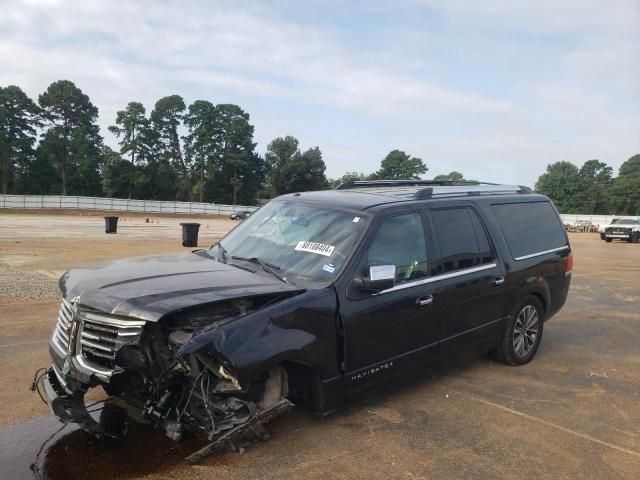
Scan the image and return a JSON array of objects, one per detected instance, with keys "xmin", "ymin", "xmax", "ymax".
[
  {"xmin": 1, "ymin": 81, "xmax": 430, "ymax": 205},
  {"xmin": 2, "ymin": 80, "xmax": 638, "ymax": 213},
  {"xmin": 535, "ymin": 156, "xmax": 640, "ymax": 215}
]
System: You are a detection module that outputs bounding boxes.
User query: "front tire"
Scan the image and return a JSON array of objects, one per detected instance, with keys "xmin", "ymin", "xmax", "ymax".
[
  {"xmin": 605, "ymin": 238, "xmax": 612, "ymax": 243},
  {"xmin": 494, "ymin": 296, "xmax": 544, "ymax": 365}
]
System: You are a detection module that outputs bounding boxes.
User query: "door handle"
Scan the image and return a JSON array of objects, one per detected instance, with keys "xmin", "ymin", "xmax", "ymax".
[
  {"xmin": 416, "ymin": 295, "xmax": 433, "ymax": 306},
  {"xmin": 492, "ymin": 276, "xmax": 505, "ymax": 286}
]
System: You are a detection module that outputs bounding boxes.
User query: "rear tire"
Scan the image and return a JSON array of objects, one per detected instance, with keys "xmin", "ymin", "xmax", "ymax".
[
  {"xmin": 494, "ymin": 296, "xmax": 544, "ymax": 366},
  {"xmin": 632, "ymin": 233, "xmax": 640, "ymax": 244}
]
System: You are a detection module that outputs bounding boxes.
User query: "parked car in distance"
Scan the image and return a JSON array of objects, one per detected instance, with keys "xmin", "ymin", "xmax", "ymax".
[
  {"xmin": 599, "ymin": 217, "xmax": 640, "ymax": 243},
  {"xmin": 229, "ymin": 210, "xmax": 252, "ymax": 220},
  {"xmin": 39, "ymin": 180, "xmax": 572, "ymax": 462}
]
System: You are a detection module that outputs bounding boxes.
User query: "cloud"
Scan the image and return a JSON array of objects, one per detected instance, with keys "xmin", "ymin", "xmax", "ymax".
[
  {"xmin": 0, "ymin": 0, "xmax": 510, "ymax": 114},
  {"xmin": 0, "ymin": 0, "xmax": 638, "ymax": 186}
]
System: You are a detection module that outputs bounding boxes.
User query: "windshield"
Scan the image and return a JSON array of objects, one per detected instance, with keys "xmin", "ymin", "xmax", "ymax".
[
  {"xmin": 215, "ymin": 200, "xmax": 369, "ymax": 286},
  {"xmin": 615, "ymin": 219, "xmax": 636, "ymax": 225}
]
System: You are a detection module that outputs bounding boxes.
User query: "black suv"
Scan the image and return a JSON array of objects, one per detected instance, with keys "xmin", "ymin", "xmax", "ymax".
[{"xmin": 39, "ymin": 180, "xmax": 572, "ymax": 462}]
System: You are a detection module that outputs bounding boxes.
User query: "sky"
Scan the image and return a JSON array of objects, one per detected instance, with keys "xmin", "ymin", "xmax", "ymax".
[{"xmin": 1, "ymin": 0, "xmax": 639, "ymax": 187}]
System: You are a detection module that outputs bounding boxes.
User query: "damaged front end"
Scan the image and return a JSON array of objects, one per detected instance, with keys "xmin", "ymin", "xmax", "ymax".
[{"xmin": 39, "ymin": 295, "xmax": 293, "ymax": 462}]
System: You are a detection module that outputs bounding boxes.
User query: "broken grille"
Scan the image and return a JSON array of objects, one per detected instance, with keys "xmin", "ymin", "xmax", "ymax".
[
  {"xmin": 78, "ymin": 311, "xmax": 146, "ymax": 369},
  {"xmin": 52, "ymin": 299, "xmax": 75, "ymax": 353}
]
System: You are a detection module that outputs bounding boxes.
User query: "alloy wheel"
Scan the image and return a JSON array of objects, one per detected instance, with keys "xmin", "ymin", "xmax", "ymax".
[{"xmin": 513, "ymin": 305, "xmax": 539, "ymax": 357}]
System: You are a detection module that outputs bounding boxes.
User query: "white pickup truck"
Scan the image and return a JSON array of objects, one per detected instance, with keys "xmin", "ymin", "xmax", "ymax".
[{"xmin": 599, "ymin": 218, "xmax": 640, "ymax": 243}]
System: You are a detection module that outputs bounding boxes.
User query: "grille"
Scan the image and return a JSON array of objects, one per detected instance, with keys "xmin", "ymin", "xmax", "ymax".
[
  {"xmin": 78, "ymin": 311, "xmax": 146, "ymax": 369},
  {"xmin": 606, "ymin": 227, "xmax": 631, "ymax": 234},
  {"xmin": 51, "ymin": 298, "xmax": 147, "ymax": 375},
  {"xmin": 52, "ymin": 299, "xmax": 75, "ymax": 354}
]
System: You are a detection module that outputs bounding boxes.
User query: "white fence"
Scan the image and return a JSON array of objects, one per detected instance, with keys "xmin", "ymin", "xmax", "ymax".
[
  {"xmin": 0, "ymin": 195, "xmax": 635, "ymax": 223},
  {"xmin": 559, "ymin": 214, "xmax": 637, "ymax": 227},
  {"xmin": 0, "ymin": 195, "xmax": 258, "ymax": 216}
]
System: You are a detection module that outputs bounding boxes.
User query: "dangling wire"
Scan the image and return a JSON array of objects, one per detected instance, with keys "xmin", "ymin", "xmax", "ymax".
[{"xmin": 30, "ymin": 368, "xmax": 49, "ymax": 405}]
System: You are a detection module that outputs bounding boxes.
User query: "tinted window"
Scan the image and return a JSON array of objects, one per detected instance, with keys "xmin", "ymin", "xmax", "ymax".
[
  {"xmin": 491, "ymin": 202, "xmax": 567, "ymax": 259},
  {"xmin": 430, "ymin": 208, "xmax": 495, "ymax": 273},
  {"xmin": 366, "ymin": 213, "xmax": 428, "ymax": 283}
]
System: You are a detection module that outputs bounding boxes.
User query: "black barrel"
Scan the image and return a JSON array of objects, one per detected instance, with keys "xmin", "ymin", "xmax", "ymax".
[
  {"xmin": 104, "ymin": 216, "xmax": 119, "ymax": 234},
  {"xmin": 180, "ymin": 223, "xmax": 201, "ymax": 247}
]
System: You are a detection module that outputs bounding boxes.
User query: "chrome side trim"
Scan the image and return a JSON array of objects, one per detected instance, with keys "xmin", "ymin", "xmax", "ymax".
[
  {"xmin": 377, "ymin": 263, "xmax": 498, "ymax": 294},
  {"xmin": 514, "ymin": 245, "xmax": 569, "ymax": 261}
]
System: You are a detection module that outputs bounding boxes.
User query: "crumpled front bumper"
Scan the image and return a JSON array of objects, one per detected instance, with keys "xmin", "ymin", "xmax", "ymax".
[
  {"xmin": 41, "ymin": 339, "xmax": 114, "ymax": 434},
  {"xmin": 41, "ymin": 364, "xmax": 109, "ymax": 434}
]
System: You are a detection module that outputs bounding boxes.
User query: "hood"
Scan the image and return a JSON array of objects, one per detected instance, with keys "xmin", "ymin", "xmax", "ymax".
[{"xmin": 60, "ymin": 251, "xmax": 303, "ymax": 322}]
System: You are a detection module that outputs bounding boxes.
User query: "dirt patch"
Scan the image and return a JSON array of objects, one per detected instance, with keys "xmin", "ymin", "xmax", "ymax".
[{"xmin": 0, "ymin": 217, "xmax": 639, "ymax": 479}]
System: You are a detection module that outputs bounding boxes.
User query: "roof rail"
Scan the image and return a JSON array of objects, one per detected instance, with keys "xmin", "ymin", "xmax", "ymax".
[
  {"xmin": 333, "ymin": 178, "xmax": 531, "ymax": 199},
  {"xmin": 334, "ymin": 179, "xmax": 493, "ymax": 190},
  {"xmin": 415, "ymin": 184, "xmax": 531, "ymax": 199}
]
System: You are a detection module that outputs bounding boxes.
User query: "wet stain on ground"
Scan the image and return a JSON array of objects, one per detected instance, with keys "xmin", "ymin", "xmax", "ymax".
[{"xmin": 0, "ymin": 404, "xmax": 206, "ymax": 480}]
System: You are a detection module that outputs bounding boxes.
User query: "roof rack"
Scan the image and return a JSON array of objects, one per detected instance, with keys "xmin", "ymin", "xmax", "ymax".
[
  {"xmin": 334, "ymin": 179, "xmax": 531, "ymax": 200},
  {"xmin": 334, "ymin": 179, "xmax": 489, "ymax": 190}
]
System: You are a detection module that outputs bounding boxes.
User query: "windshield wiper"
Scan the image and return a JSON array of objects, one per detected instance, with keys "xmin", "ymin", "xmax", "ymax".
[
  {"xmin": 231, "ymin": 256, "xmax": 290, "ymax": 284},
  {"xmin": 211, "ymin": 245, "xmax": 257, "ymax": 273},
  {"xmin": 217, "ymin": 243, "xmax": 228, "ymax": 262}
]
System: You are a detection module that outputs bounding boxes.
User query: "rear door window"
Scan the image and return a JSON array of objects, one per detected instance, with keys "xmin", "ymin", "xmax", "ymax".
[
  {"xmin": 490, "ymin": 201, "xmax": 567, "ymax": 259},
  {"xmin": 430, "ymin": 208, "xmax": 495, "ymax": 273}
]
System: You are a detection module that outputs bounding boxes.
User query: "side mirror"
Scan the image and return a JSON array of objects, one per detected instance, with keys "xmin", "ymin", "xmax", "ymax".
[{"xmin": 354, "ymin": 265, "xmax": 396, "ymax": 292}]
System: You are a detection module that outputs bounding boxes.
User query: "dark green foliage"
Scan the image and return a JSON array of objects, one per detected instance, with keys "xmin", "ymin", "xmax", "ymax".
[
  {"xmin": 183, "ymin": 100, "xmax": 220, "ymax": 202},
  {"xmin": 608, "ymin": 155, "xmax": 640, "ymax": 215},
  {"xmin": 329, "ymin": 171, "xmax": 370, "ymax": 188},
  {"xmin": 535, "ymin": 157, "xmax": 640, "ymax": 215},
  {"xmin": 7, "ymin": 79, "xmax": 637, "ymax": 213},
  {"xmin": 266, "ymin": 136, "xmax": 328, "ymax": 195},
  {"xmin": 101, "ymin": 146, "xmax": 133, "ymax": 198},
  {"xmin": 433, "ymin": 171, "xmax": 464, "ymax": 181},
  {"xmin": 18, "ymin": 131, "xmax": 59, "ymax": 194},
  {"xmin": 204, "ymin": 104, "xmax": 261, "ymax": 204},
  {"xmin": 108, "ymin": 102, "xmax": 153, "ymax": 198},
  {"xmin": 150, "ymin": 95, "xmax": 189, "ymax": 200},
  {"xmin": 535, "ymin": 161, "xmax": 581, "ymax": 212},
  {"xmin": 0, "ymin": 85, "xmax": 41, "ymax": 194},
  {"xmin": 374, "ymin": 150, "xmax": 427, "ymax": 180},
  {"xmin": 38, "ymin": 80, "xmax": 103, "ymax": 196},
  {"xmin": 575, "ymin": 160, "xmax": 613, "ymax": 214}
]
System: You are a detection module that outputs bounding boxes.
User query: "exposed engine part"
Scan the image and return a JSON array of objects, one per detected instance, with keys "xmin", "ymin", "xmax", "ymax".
[
  {"xmin": 40, "ymin": 295, "xmax": 294, "ymax": 462},
  {"xmin": 168, "ymin": 329, "xmax": 192, "ymax": 348},
  {"xmin": 185, "ymin": 398, "xmax": 294, "ymax": 464},
  {"xmin": 168, "ymin": 298, "xmax": 255, "ymax": 330},
  {"xmin": 143, "ymin": 387, "xmax": 180, "ymax": 430},
  {"xmin": 217, "ymin": 365, "xmax": 242, "ymax": 391}
]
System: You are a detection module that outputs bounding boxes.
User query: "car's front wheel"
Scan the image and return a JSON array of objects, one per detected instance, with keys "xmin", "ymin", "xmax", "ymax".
[
  {"xmin": 605, "ymin": 237, "xmax": 612, "ymax": 243},
  {"xmin": 494, "ymin": 296, "xmax": 544, "ymax": 365}
]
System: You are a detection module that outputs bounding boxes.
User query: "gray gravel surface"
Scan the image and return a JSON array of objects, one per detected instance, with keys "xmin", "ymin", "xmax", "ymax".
[{"xmin": 0, "ymin": 261, "xmax": 59, "ymax": 300}]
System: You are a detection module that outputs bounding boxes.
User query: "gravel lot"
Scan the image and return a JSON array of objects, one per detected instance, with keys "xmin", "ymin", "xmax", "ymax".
[{"xmin": 0, "ymin": 212, "xmax": 638, "ymax": 480}]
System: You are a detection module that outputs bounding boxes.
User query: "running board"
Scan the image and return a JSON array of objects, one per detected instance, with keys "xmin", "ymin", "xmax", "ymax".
[{"xmin": 185, "ymin": 399, "xmax": 294, "ymax": 464}]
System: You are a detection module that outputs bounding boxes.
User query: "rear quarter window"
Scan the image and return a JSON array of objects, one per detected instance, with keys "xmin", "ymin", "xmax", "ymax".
[{"xmin": 490, "ymin": 202, "xmax": 567, "ymax": 259}]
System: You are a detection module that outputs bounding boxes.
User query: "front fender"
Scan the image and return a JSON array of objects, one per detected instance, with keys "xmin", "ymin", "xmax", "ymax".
[{"xmin": 179, "ymin": 288, "xmax": 339, "ymax": 387}]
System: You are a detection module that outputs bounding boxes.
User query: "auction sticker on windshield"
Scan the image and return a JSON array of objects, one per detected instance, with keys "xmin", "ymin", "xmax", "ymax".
[{"xmin": 295, "ymin": 241, "xmax": 335, "ymax": 256}]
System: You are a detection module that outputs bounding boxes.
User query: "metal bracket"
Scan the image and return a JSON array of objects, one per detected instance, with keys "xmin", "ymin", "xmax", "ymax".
[{"xmin": 185, "ymin": 399, "xmax": 294, "ymax": 464}]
